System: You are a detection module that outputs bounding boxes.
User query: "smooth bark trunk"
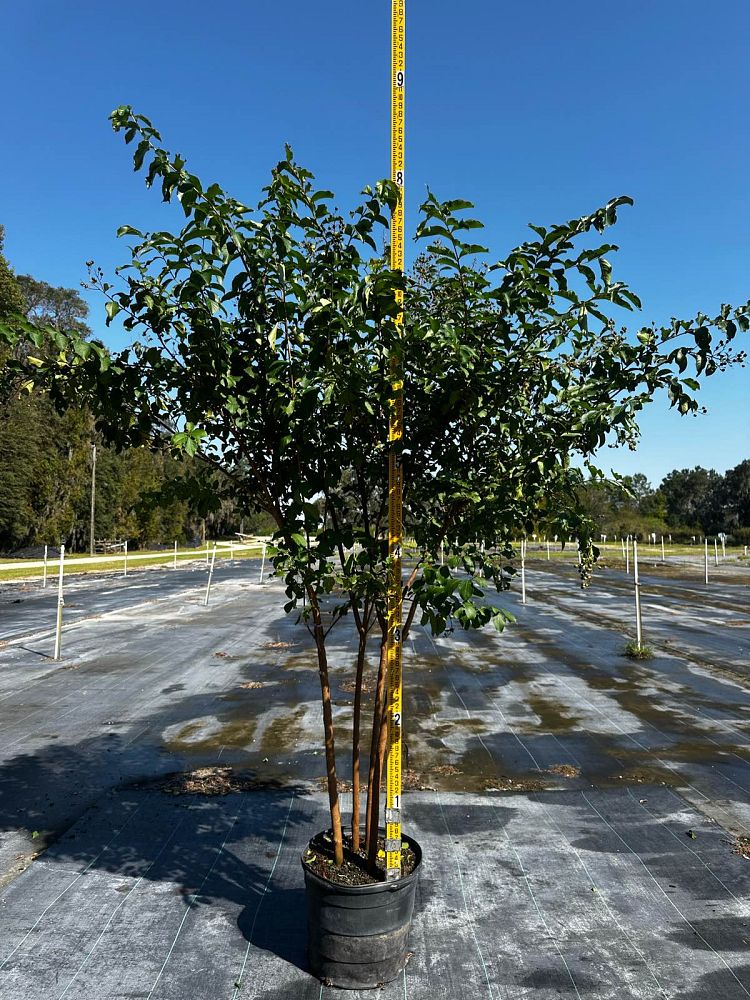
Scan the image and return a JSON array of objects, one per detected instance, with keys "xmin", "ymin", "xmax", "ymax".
[
  {"xmin": 350, "ymin": 626, "xmax": 368, "ymax": 852},
  {"xmin": 364, "ymin": 639, "xmax": 388, "ymax": 853},
  {"xmin": 310, "ymin": 599, "xmax": 344, "ymax": 867},
  {"xmin": 367, "ymin": 668, "xmax": 390, "ymax": 872}
]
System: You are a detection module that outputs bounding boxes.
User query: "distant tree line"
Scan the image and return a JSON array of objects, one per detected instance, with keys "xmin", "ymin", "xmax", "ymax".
[
  {"xmin": 0, "ymin": 227, "xmax": 273, "ymax": 553},
  {"xmin": 578, "ymin": 465, "xmax": 750, "ymax": 544}
]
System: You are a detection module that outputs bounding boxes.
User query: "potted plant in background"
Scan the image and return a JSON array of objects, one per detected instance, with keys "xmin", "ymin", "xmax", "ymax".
[{"xmin": 2, "ymin": 107, "xmax": 746, "ymax": 988}]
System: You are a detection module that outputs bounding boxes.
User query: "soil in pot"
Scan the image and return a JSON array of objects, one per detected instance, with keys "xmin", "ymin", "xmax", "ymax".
[{"xmin": 302, "ymin": 830, "xmax": 418, "ymax": 886}]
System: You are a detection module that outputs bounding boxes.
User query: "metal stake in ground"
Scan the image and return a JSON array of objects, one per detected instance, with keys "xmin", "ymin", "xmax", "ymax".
[
  {"xmin": 204, "ymin": 542, "xmax": 218, "ymax": 606},
  {"xmin": 633, "ymin": 539, "xmax": 643, "ymax": 649},
  {"xmin": 385, "ymin": 0, "xmax": 406, "ymax": 883},
  {"xmin": 89, "ymin": 443, "xmax": 96, "ymax": 556},
  {"xmin": 53, "ymin": 544, "xmax": 65, "ymax": 660}
]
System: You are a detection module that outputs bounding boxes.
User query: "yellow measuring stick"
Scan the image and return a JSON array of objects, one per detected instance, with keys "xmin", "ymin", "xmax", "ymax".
[{"xmin": 385, "ymin": 0, "xmax": 405, "ymax": 882}]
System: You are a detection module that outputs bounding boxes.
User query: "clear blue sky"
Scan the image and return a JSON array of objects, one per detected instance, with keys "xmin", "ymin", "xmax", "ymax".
[{"xmin": 2, "ymin": 0, "xmax": 749, "ymax": 484}]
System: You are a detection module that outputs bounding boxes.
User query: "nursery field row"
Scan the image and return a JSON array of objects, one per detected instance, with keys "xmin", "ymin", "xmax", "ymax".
[{"xmin": 0, "ymin": 563, "xmax": 748, "ymax": 997}]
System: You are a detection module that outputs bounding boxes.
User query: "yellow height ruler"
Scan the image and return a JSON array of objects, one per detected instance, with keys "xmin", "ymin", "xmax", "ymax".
[{"xmin": 386, "ymin": 0, "xmax": 405, "ymax": 882}]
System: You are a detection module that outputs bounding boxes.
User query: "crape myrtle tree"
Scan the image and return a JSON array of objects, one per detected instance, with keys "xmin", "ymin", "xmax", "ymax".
[{"xmin": 2, "ymin": 108, "xmax": 747, "ymax": 872}]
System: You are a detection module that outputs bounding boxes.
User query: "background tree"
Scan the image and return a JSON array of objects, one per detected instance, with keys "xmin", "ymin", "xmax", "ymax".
[
  {"xmin": 720, "ymin": 460, "xmax": 750, "ymax": 537},
  {"xmin": 0, "ymin": 227, "xmax": 266, "ymax": 552},
  {"xmin": 577, "ymin": 473, "xmax": 668, "ymax": 540},
  {"xmin": 660, "ymin": 466, "xmax": 724, "ymax": 535},
  {"xmin": 0, "ymin": 226, "xmax": 25, "ymax": 332},
  {"xmin": 16, "ymin": 275, "xmax": 92, "ymax": 337}
]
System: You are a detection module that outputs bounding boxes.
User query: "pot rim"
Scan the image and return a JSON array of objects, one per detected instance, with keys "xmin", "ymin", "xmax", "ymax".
[{"xmin": 301, "ymin": 831, "xmax": 422, "ymax": 895}]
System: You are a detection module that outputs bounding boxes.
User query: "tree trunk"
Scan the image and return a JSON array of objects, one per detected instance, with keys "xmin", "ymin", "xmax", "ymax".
[
  {"xmin": 310, "ymin": 595, "xmax": 344, "ymax": 867},
  {"xmin": 350, "ymin": 623, "xmax": 369, "ymax": 853},
  {"xmin": 364, "ymin": 638, "xmax": 388, "ymax": 856},
  {"xmin": 367, "ymin": 667, "xmax": 390, "ymax": 872}
]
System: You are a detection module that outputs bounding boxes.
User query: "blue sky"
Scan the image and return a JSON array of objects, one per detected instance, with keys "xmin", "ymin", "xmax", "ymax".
[{"xmin": 2, "ymin": 0, "xmax": 748, "ymax": 484}]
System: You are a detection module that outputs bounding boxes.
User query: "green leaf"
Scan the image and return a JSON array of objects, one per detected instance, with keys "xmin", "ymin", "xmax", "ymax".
[
  {"xmin": 105, "ymin": 301, "xmax": 121, "ymax": 323},
  {"xmin": 694, "ymin": 327, "xmax": 711, "ymax": 351}
]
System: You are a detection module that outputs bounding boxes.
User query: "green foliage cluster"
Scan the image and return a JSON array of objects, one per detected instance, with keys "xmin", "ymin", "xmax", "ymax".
[{"xmin": 623, "ymin": 640, "xmax": 654, "ymax": 660}]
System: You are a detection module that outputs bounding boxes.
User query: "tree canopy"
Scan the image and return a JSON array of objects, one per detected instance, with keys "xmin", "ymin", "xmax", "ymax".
[
  {"xmin": 2, "ymin": 106, "xmax": 748, "ymax": 864},
  {"xmin": 4, "ymin": 107, "xmax": 746, "ymax": 592}
]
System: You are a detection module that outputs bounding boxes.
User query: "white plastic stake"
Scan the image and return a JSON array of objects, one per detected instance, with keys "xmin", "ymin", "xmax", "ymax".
[
  {"xmin": 204, "ymin": 543, "xmax": 218, "ymax": 605},
  {"xmin": 704, "ymin": 538, "xmax": 709, "ymax": 585},
  {"xmin": 621, "ymin": 537, "xmax": 626, "ymax": 560},
  {"xmin": 43, "ymin": 544, "xmax": 48, "ymax": 588},
  {"xmin": 230, "ymin": 540, "xmax": 234, "ymax": 560},
  {"xmin": 633, "ymin": 539, "xmax": 643, "ymax": 649},
  {"xmin": 259, "ymin": 543, "xmax": 266, "ymax": 584},
  {"xmin": 53, "ymin": 544, "xmax": 65, "ymax": 660},
  {"xmin": 206, "ymin": 542, "xmax": 210, "ymax": 566},
  {"xmin": 174, "ymin": 540, "xmax": 178, "ymax": 569},
  {"xmin": 520, "ymin": 539, "xmax": 527, "ymax": 604},
  {"xmin": 546, "ymin": 539, "xmax": 550, "ymax": 561},
  {"xmin": 721, "ymin": 536, "xmax": 726, "ymax": 560},
  {"xmin": 440, "ymin": 541, "xmax": 444, "ymax": 566},
  {"xmin": 626, "ymin": 537, "xmax": 630, "ymax": 575},
  {"xmin": 661, "ymin": 535, "xmax": 665, "ymax": 563},
  {"xmin": 123, "ymin": 540, "xmax": 128, "ymax": 577},
  {"xmin": 714, "ymin": 539, "xmax": 719, "ymax": 567}
]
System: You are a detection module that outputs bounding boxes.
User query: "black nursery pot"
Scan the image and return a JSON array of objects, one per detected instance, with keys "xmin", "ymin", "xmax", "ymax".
[{"xmin": 302, "ymin": 834, "xmax": 422, "ymax": 990}]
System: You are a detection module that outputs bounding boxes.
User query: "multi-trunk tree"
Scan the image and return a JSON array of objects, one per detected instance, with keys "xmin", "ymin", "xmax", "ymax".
[{"xmin": 2, "ymin": 107, "xmax": 747, "ymax": 871}]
